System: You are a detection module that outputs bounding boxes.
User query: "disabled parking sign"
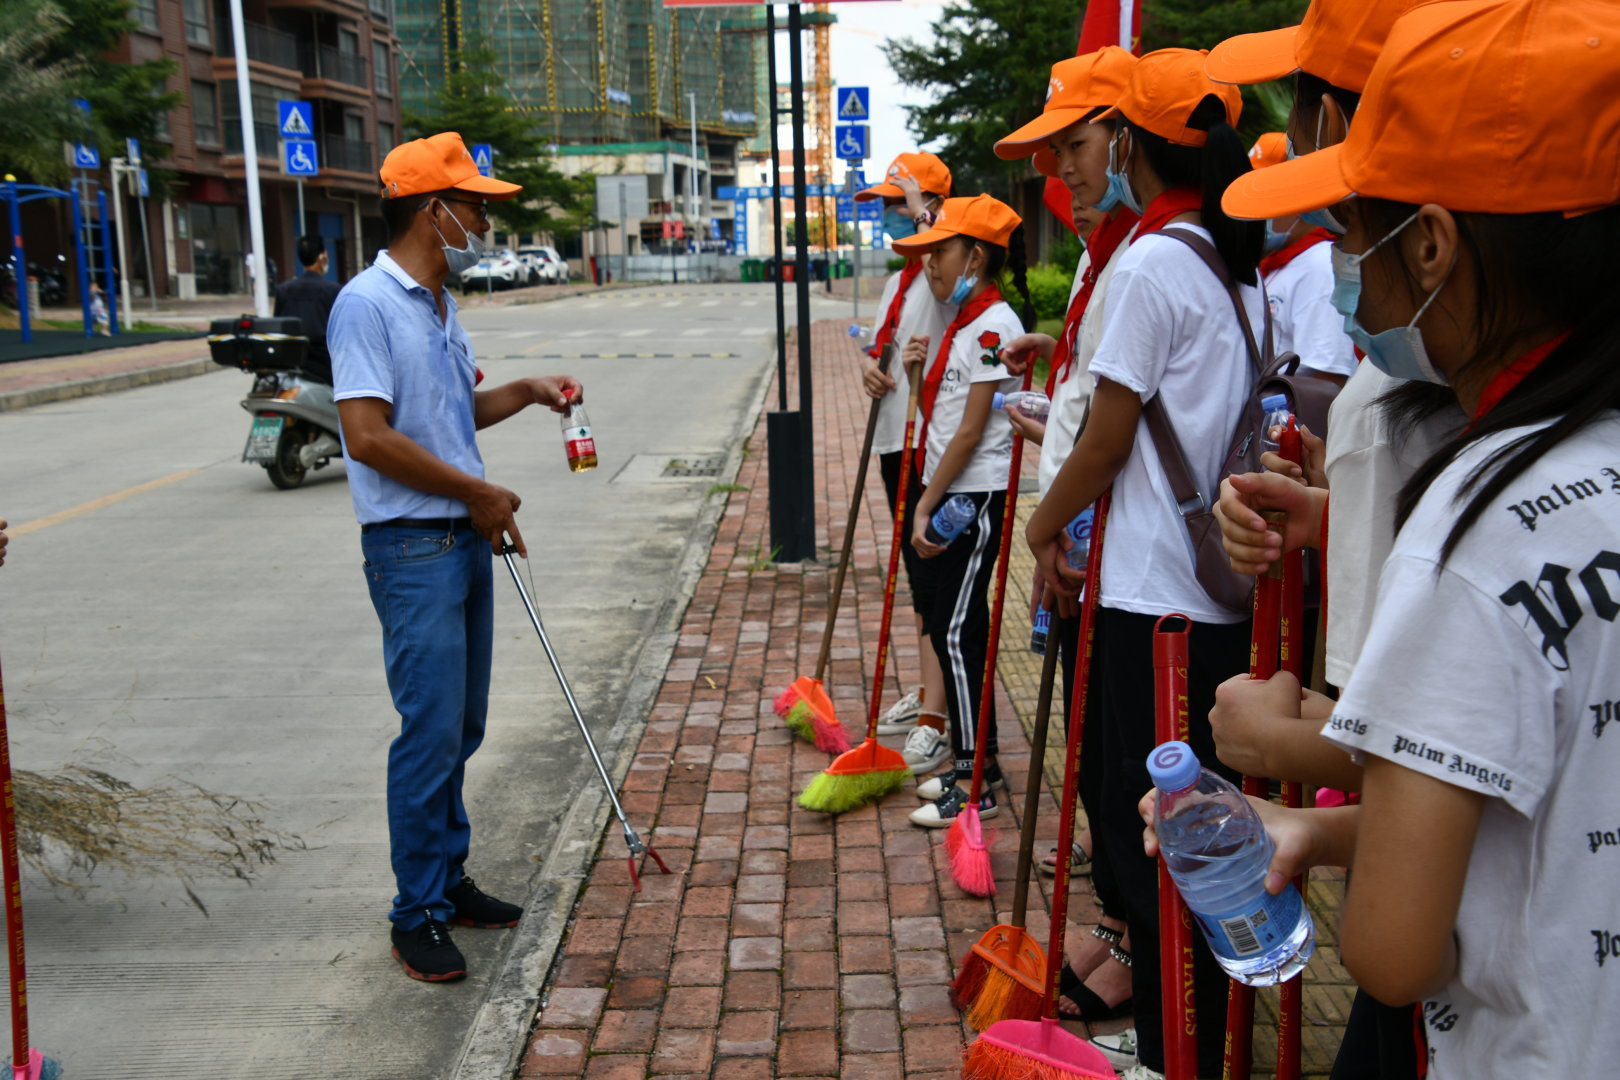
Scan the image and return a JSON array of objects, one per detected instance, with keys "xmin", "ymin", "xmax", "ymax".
[
  {"xmin": 283, "ymin": 139, "xmax": 319, "ymax": 176},
  {"xmin": 835, "ymin": 125, "xmax": 869, "ymax": 163}
]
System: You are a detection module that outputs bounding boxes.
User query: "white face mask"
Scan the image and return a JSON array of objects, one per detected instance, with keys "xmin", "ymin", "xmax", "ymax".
[{"xmin": 429, "ymin": 199, "xmax": 485, "ymax": 274}]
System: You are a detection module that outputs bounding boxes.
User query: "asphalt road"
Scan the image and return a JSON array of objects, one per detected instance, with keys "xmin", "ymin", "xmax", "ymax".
[{"xmin": 0, "ymin": 281, "xmax": 849, "ymax": 1079}]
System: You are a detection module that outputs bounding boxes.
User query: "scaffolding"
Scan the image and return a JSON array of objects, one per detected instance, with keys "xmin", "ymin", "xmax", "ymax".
[{"xmin": 395, "ymin": 0, "xmax": 763, "ymax": 145}]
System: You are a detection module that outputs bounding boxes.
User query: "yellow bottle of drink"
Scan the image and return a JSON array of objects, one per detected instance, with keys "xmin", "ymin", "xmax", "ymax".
[{"xmin": 560, "ymin": 389, "xmax": 597, "ymax": 472}]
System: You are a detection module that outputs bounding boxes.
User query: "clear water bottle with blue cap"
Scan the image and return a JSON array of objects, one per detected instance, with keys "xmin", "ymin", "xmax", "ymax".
[
  {"xmin": 1030, "ymin": 606, "xmax": 1050, "ymax": 654},
  {"xmin": 1260, "ymin": 393, "xmax": 1291, "ymax": 459},
  {"xmin": 991, "ymin": 390, "xmax": 1051, "ymax": 422},
  {"xmin": 924, "ymin": 493, "xmax": 978, "ymax": 548},
  {"xmin": 1064, "ymin": 508, "xmax": 1094, "ymax": 571},
  {"xmin": 1147, "ymin": 740, "xmax": 1315, "ymax": 986}
]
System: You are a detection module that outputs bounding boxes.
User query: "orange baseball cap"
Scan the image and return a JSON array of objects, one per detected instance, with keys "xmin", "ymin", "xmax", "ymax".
[
  {"xmin": 1249, "ymin": 132, "xmax": 1288, "ymax": 171},
  {"xmin": 891, "ymin": 194, "xmax": 1022, "ymax": 256},
  {"xmin": 995, "ymin": 47, "xmax": 1139, "ymax": 159},
  {"xmin": 379, "ymin": 132, "xmax": 522, "ymax": 201},
  {"xmin": 1098, "ymin": 49, "xmax": 1242, "ymax": 148},
  {"xmin": 1205, "ymin": 0, "xmax": 1415, "ymax": 93},
  {"xmin": 1223, "ymin": 0, "xmax": 1620, "ymax": 220},
  {"xmin": 855, "ymin": 152, "xmax": 952, "ymax": 202}
]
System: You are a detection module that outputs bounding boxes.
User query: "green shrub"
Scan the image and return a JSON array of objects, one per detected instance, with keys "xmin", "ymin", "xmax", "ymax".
[
  {"xmin": 1026, "ymin": 263, "xmax": 1074, "ymax": 323},
  {"xmin": 886, "ymin": 256, "xmax": 908, "ymax": 273}
]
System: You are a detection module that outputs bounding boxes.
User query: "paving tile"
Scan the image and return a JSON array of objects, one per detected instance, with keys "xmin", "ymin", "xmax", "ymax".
[
  {"xmin": 519, "ymin": 1029, "xmax": 589, "ymax": 1076},
  {"xmin": 593, "ymin": 1010, "xmax": 659, "ymax": 1053},
  {"xmin": 715, "ymin": 1009, "xmax": 779, "ymax": 1056},
  {"xmin": 537, "ymin": 986, "xmax": 607, "ymax": 1028}
]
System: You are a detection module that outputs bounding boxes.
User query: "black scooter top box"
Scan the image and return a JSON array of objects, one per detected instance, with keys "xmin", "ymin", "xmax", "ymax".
[{"xmin": 208, "ymin": 315, "xmax": 309, "ymax": 372}]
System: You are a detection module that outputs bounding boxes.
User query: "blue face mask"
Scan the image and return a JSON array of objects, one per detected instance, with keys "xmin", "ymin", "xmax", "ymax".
[
  {"xmin": 1328, "ymin": 210, "xmax": 1452, "ymax": 384},
  {"xmin": 1263, "ymin": 223, "xmax": 1292, "ymax": 253},
  {"xmin": 947, "ymin": 273, "xmax": 978, "ymax": 306},
  {"xmin": 1286, "ymin": 124, "xmax": 1347, "ymax": 234},
  {"xmin": 883, "ymin": 207, "xmax": 917, "ymax": 239},
  {"xmin": 1095, "ymin": 132, "xmax": 1142, "ymax": 215}
]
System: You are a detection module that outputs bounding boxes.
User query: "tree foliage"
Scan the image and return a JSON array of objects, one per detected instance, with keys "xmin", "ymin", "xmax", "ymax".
[
  {"xmin": 883, "ymin": 0, "xmax": 1310, "ymax": 196},
  {"xmin": 403, "ymin": 44, "xmax": 595, "ymax": 239}
]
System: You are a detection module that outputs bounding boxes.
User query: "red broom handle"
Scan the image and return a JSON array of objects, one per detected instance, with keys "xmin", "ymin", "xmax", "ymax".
[
  {"xmin": 1042, "ymin": 488, "xmax": 1111, "ymax": 1020},
  {"xmin": 1224, "ymin": 510, "xmax": 1286, "ymax": 1080},
  {"xmin": 0, "ymin": 655, "xmax": 30, "ymax": 1072},
  {"xmin": 1275, "ymin": 421, "xmax": 1307, "ymax": 1080},
  {"xmin": 1154, "ymin": 616, "xmax": 1196, "ymax": 1080},
  {"xmin": 965, "ymin": 369, "xmax": 1032, "ymax": 803},
  {"xmin": 866, "ymin": 362, "xmax": 924, "ymax": 740}
]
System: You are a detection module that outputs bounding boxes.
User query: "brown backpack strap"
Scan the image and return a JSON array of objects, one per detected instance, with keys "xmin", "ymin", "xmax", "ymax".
[
  {"xmin": 1142, "ymin": 394, "xmax": 1208, "ymax": 519},
  {"xmin": 1157, "ymin": 226, "xmax": 1271, "ymax": 374}
]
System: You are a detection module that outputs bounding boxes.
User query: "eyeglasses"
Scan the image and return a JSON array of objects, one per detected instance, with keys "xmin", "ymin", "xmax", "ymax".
[{"xmin": 424, "ymin": 196, "xmax": 490, "ymax": 222}]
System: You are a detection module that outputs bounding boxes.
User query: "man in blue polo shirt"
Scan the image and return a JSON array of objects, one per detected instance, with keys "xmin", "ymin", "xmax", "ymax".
[{"xmin": 328, "ymin": 132, "xmax": 583, "ymax": 982}]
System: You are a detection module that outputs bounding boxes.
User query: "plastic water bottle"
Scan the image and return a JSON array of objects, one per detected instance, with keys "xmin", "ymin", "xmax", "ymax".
[
  {"xmin": 560, "ymin": 389, "xmax": 597, "ymax": 473},
  {"xmin": 1030, "ymin": 607, "xmax": 1050, "ymax": 655},
  {"xmin": 925, "ymin": 494, "xmax": 978, "ymax": 547},
  {"xmin": 1260, "ymin": 393, "xmax": 1291, "ymax": 459},
  {"xmin": 992, "ymin": 390, "xmax": 1051, "ymax": 422},
  {"xmin": 1147, "ymin": 741, "xmax": 1315, "ymax": 986},
  {"xmin": 1064, "ymin": 508, "xmax": 1094, "ymax": 571}
]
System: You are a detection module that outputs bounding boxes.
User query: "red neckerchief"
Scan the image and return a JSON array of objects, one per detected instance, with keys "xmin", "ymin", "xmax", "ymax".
[
  {"xmin": 1471, "ymin": 330, "xmax": 1572, "ymax": 421},
  {"xmin": 1048, "ymin": 209, "xmax": 1140, "ymax": 392},
  {"xmin": 917, "ymin": 283, "xmax": 1004, "ymax": 472},
  {"xmin": 1258, "ymin": 227, "xmax": 1336, "ymax": 277},
  {"xmin": 869, "ymin": 258, "xmax": 924, "ymax": 360},
  {"xmin": 1134, "ymin": 187, "xmax": 1203, "ymax": 239}
]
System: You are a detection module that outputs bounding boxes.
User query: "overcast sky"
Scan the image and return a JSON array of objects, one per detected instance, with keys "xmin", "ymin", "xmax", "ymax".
[{"xmin": 770, "ymin": 0, "xmax": 952, "ymax": 184}]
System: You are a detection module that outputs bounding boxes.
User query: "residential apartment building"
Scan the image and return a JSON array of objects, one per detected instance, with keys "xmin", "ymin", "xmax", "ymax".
[{"xmin": 92, "ymin": 0, "xmax": 403, "ymax": 296}]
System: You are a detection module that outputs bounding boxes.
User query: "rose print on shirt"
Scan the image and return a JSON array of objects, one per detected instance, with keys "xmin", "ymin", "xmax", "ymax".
[{"xmin": 978, "ymin": 330, "xmax": 1001, "ymax": 366}]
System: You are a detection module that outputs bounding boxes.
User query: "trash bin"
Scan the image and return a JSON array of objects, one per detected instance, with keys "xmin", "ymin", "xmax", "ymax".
[
  {"xmin": 836, "ymin": 258, "xmax": 852, "ymax": 279},
  {"xmin": 742, "ymin": 259, "xmax": 762, "ymax": 283},
  {"xmin": 781, "ymin": 262, "xmax": 796, "ymax": 283}
]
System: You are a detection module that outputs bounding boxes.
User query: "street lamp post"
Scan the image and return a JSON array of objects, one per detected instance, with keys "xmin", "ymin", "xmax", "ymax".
[{"xmin": 228, "ymin": 0, "xmax": 270, "ymax": 316}]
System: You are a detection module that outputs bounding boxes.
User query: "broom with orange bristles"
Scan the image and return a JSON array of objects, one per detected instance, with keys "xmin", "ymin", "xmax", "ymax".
[
  {"xmin": 774, "ymin": 344, "xmax": 899, "ymax": 754},
  {"xmin": 797, "ymin": 354, "xmax": 922, "ymax": 814},
  {"xmin": 952, "ymin": 490, "xmax": 1111, "ymax": 1028},
  {"xmin": 944, "ymin": 369, "xmax": 1033, "ymax": 897},
  {"xmin": 1274, "ymin": 417, "xmax": 1307, "ymax": 1080},
  {"xmin": 961, "ymin": 505, "xmax": 1118, "ymax": 1079}
]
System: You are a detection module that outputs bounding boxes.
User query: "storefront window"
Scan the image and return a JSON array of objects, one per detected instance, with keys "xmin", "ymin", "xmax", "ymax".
[{"xmin": 190, "ymin": 203, "xmax": 246, "ymax": 294}]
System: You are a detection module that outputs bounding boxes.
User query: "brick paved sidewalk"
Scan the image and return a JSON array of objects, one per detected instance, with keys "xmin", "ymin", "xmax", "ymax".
[{"xmin": 521, "ymin": 319, "xmax": 1353, "ymax": 1079}]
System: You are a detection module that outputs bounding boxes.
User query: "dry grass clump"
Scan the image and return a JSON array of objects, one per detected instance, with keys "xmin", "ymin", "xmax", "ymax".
[{"xmin": 12, "ymin": 766, "xmax": 302, "ymax": 914}]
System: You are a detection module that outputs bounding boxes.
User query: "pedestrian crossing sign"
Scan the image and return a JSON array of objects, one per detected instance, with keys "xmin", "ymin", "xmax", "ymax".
[
  {"xmin": 471, "ymin": 144, "xmax": 494, "ymax": 177},
  {"xmin": 836, "ymin": 87, "xmax": 870, "ymax": 121},
  {"xmin": 278, "ymin": 101, "xmax": 313, "ymax": 138}
]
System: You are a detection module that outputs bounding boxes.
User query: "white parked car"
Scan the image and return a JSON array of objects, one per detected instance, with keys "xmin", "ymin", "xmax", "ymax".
[
  {"xmin": 460, "ymin": 249, "xmax": 524, "ymax": 292},
  {"xmin": 518, "ymin": 246, "xmax": 570, "ymax": 285}
]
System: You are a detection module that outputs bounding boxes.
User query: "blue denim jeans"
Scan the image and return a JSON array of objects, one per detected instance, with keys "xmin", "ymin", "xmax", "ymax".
[{"xmin": 360, "ymin": 521, "xmax": 493, "ymax": 930}]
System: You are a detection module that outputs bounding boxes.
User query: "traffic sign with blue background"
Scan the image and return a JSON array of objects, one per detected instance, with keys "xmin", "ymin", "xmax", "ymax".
[
  {"xmin": 283, "ymin": 139, "xmax": 319, "ymax": 176},
  {"xmin": 73, "ymin": 144, "xmax": 100, "ymax": 169},
  {"xmin": 125, "ymin": 137, "xmax": 141, "ymax": 166},
  {"xmin": 471, "ymin": 144, "xmax": 494, "ymax": 177},
  {"xmin": 278, "ymin": 101, "xmax": 314, "ymax": 138},
  {"xmin": 835, "ymin": 125, "xmax": 870, "ymax": 162},
  {"xmin": 836, "ymin": 87, "xmax": 870, "ymax": 121}
]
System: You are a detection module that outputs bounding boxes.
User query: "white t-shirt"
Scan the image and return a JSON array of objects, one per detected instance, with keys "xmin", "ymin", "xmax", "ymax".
[
  {"xmin": 1262, "ymin": 240, "xmax": 1356, "ymax": 379},
  {"xmin": 1323, "ymin": 414, "xmax": 1620, "ymax": 1080},
  {"xmin": 920, "ymin": 299, "xmax": 1022, "ymax": 493},
  {"xmin": 1038, "ymin": 239, "xmax": 1129, "ymax": 497},
  {"xmin": 1086, "ymin": 226, "xmax": 1265, "ymax": 624},
  {"xmin": 1322, "ymin": 363, "xmax": 1465, "ymax": 686},
  {"xmin": 871, "ymin": 265, "xmax": 955, "ymax": 455}
]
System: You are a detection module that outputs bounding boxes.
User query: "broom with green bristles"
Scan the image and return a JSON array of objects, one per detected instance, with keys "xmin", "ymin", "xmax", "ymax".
[
  {"xmin": 798, "ymin": 351, "xmax": 921, "ymax": 814},
  {"xmin": 774, "ymin": 345, "xmax": 897, "ymax": 754}
]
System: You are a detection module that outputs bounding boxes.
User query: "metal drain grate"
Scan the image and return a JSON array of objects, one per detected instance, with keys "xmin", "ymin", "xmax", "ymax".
[{"xmin": 662, "ymin": 454, "xmax": 727, "ymax": 478}]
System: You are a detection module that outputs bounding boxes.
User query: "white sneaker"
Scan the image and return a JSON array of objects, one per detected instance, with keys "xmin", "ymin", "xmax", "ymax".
[
  {"xmin": 915, "ymin": 767, "xmax": 1006, "ymax": 801},
  {"xmin": 1090, "ymin": 1028, "xmax": 1139, "ymax": 1069},
  {"xmin": 901, "ymin": 724, "xmax": 951, "ymax": 775},
  {"xmin": 1118, "ymin": 1067, "xmax": 1162, "ymax": 1080},
  {"xmin": 907, "ymin": 785, "xmax": 1000, "ymax": 828},
  {"xmin": 874, "ymin": 688, "xmax": 924, "ymax": 734}
]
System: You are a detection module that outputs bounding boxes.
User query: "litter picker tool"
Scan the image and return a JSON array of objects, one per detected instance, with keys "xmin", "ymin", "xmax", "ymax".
[
  {"xmin": 776, "ymin": 344, "xmax": 900, "ymax": 754},
  {"xmin": 960, "ymin": 491, "xmax": 1117, "ymax": 1080},
  {"xmin": 797, "ymin": 354, "xmax": 922, "ymax": 814},
  {"xmin": 1154, "ymin": 614, "xmax": 1197, "ymax": 1080},
  {"xmin": 952, "ymin": 490, "xmax": 1112, "ymax": 1030},
  {"xmin": 946, "ymin": 368, "xmax": 1033, "ymax": 897},
  {"xmin": 0, "ymin": 651, "xmax": 61, "ymax": 1080},
  {"xmin": 500, "ymin": 545, "xmax": 670, "ymax": 892}
]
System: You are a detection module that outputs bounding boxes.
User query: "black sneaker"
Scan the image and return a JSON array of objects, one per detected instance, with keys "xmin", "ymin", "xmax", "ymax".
[
  {"xmin": 391, "ymin": 915, "xmax": 467, "ymax": 982},
  {"xmin": 446, "ymin": 875, "xmax": 523, "ymax": 928},
  {"xmin": 907, "ymin": 784, "xmax": 1000, "ymax": 828}
]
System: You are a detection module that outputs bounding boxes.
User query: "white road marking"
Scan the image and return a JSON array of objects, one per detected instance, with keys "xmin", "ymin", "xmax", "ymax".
[{"xmin": 621, "ymin": 328, "xmax": 652, "ymax": 337}]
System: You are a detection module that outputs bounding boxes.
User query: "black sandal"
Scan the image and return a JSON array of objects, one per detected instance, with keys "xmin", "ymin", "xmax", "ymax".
[
  {"xmin": 1039, "ymin": 840, "xmax": 1092, "ymax": 876},
  {"xmin": 1056, "ymin": 938, "xmax": 1134, "ymax": 1022}
]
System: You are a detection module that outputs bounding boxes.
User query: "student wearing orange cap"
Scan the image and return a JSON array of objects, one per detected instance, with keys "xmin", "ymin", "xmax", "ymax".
[
  {"xmin": 1024, "ymin": 48, "xmax": 1261, "ymax": 1075},
  {"xmin": 991, "ymin": 43, "xmax": 1141, "ymax": 1022},
  {"xmin": 886, "ymin": 194, "xmax": 1033, "ymax": 829},
  {"xmin": 853, "ymin": 153, "xmax": 956, "ymax": 762},
  {"xmin": 329, "ymin": 132, "xmax": 583, "ymax": 982},
  {"xmin": 1160, "ymin": 3, "xmax": 1620, "ymax": 1077}
]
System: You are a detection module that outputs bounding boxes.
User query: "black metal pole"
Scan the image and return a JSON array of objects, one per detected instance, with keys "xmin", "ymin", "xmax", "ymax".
[
  {"xmin": 788, "ymin": 1, "xmax": 812, "ymax": 435},
  {"xmin": 767, "ymin": 3, "xmax": 787, "ymax": 412}
]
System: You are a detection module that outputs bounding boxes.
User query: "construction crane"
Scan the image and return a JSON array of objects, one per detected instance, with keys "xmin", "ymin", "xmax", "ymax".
[{"xmin": 806, "ymin": 3, "xmax": 837, "ymax": 251}]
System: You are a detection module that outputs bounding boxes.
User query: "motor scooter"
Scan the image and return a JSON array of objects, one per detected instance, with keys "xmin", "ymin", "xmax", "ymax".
[{"xmin": 208, "ymin": 316, "xmax": 343, "ymax": 489}]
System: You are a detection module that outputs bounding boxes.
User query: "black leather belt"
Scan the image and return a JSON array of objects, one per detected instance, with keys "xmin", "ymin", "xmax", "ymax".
[{"xmin": 360, "ymin": 517, "xmax": 471, "ymax": 534}]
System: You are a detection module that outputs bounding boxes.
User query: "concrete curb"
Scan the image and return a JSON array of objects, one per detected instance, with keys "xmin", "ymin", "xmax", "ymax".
[
  {"xmin": 449, "ymin": 336, "xmax": 778, "ymax": 1080},
  {"xmin": 0, "ymin": 356, "xmax": 227, "ymax": 413}
]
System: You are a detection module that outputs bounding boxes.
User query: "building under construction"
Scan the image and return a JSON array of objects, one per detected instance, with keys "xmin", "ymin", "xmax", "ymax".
[{"xmin": 394, "ymin": 0, "xmax": 768, "ymax": 255}]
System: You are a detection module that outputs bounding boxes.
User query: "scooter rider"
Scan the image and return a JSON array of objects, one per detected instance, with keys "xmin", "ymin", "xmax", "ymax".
[
  {"xmin": 328, "ymin": 131, "xmax": 584, "ymax": 982},
  {"xmin": 273, "ymin": 236, "xmax": 340, "ymax": 384}
]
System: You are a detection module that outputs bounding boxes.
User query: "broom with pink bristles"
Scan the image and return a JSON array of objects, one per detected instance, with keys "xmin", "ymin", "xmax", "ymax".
[{"xmin": 944, "ymin": 369, "xmax": 1032, "ymax": 897}]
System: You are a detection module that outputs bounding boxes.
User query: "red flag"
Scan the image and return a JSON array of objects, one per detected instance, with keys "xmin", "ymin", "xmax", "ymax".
[{"xmin": 1043, "ymin": 0, "xmax": 1143, "ymax": 232}]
